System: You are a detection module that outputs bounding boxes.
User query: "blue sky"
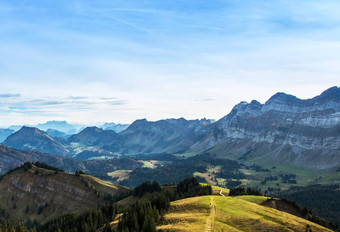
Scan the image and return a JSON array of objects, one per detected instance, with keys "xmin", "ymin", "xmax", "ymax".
[{"xmin": 0, "ymin": 0, "xmax": 340, "ymax": 126}]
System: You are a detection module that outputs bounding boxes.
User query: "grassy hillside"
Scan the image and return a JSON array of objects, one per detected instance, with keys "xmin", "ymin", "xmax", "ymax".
[
  {"xmin": 157, "ymin": 195, "xmax": 332, "ymax": 232},
  {"xmin": 0, "ymin": 163, "xmax": 130, "ymax": 224}
]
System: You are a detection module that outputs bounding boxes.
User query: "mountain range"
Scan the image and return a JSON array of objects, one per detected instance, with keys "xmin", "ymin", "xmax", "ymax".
[{"xmin": 2, "ymin": 86, "xmax": 340, "ymax": 169}]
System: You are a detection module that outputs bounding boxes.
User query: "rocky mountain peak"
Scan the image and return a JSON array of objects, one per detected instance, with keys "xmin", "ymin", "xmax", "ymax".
[
  {"xmin": 14, "ymin": 126, "xmax": 54, "ymax": 140},
  {"xmin": 265, "ymin": 92, "xmax": 300, "ymax": 105},
  {"xmin": 81, "ymin": 126, "xmax": 103, "ymax": 134},
  {"xmin": 230, "ymin": 101, "xmax": 248, "ymax": 113},
  {"xmin": 123, "ymin": 119, "xmax": 147, "ymax": 130},
  {"xmin": 226, "ymin": 100, "xmax": 262, "ymax": 118},
  {"xmin": 316, "ymin": 86, "xmax": 340, "ymax": 101},
  {"xmin": 3, "ymin": 127, "xmax": 68, "ymax": 156}
]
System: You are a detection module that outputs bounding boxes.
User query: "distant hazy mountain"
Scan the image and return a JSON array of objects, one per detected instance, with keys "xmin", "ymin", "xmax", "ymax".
[
  {"xmin": 3, "ymin": 126, "xmax": 69, "ymax": 156},
  {"xmin": 46, "ymin": 129, "xmax": 71, "ymax": 139},
  {"xmin": 7, "ymin": 125, "xmax": 22, "ymax": 132},
  {"xmin": 100, "ymin": 122, "xmax": 129, "ymax": 133},
  {"xmin": 0, "ymin": 128, "xmax": 14, "ymax": 143},
  {"xmin": 36, "ymin": 120, "xmax": 83, "ymax": 134}
]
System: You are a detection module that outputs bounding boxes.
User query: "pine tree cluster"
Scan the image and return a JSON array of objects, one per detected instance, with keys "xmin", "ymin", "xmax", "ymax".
[
  {"xmin": 133, "ymin": 181, "xmax": 161, "ymax": 197},
  {"xmin": 229, "ymin": 187, "xmax": 262, "ymax": 196},
  {"xmin": 117, "ymin": 193, "xmax": 170, "ymax": 232}
]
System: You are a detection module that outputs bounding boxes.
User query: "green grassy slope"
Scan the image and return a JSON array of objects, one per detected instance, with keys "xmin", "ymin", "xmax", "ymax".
[
  {"xmin": 0, "ymin": 164, "xmax": 130, "ymax": 224},
  {"xmin": 157, "ymin": 195, "xmax": 332, "ymax": 232}
]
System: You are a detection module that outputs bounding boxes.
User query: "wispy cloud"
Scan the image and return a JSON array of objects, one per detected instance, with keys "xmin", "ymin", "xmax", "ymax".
[
  {"xmin": 194, "ymin": 99, "xmax": 215, "ymax": 102},
  {"xmin": 67, "ymin": 96, "xmax": 89, "ymax": 100},
  {"xmin": 0, "ymin": 93, "xmax": 21, "ymax": 98},
  {"xmin": 0, "ymin": 95, "xmax": 128, "ymax": 122},
  {"xmin": 106, "ymin": 100, "xmax": 126, "ymax": 105},
  {"xmin": 100, "ymin": 97, "xmax": 117, "ymax": 100}
]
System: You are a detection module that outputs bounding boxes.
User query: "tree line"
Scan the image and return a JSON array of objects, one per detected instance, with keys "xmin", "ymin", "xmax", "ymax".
[{"xmin": 229, "ymin": 187, "xmax": 262, "ymax": 196}]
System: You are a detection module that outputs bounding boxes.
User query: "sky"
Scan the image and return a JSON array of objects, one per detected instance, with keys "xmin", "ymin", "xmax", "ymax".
[{"xmin": 0, "ymin": 0, "xmax": 340, "ymax": 127}]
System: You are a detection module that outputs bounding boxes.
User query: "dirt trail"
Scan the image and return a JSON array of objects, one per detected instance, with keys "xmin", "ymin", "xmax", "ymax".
[
  {"xmin": 206, "ymin": 196, "xmax": 216, "ymax": 232},
  {"xmin": 220, "ymin": 188, "xmax": 225, "ymax": 197}
]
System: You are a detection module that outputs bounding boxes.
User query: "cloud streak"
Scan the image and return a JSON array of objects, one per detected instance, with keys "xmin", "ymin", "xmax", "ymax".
[
  {"xmin": 0, "ymin": 94, "xmax": 21, "ymax": 98},
  {"xmin": 0, "ymin": 95, "xmax": 128, "ymax": 117},
  {"xmin": 194, "ymin": 99, "xmax": 215, "ymax": 102}
]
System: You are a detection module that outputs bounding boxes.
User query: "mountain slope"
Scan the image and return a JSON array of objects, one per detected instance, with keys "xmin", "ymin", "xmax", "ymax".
[
  {"xmin": 0, "ymin": 163, "xmax": 130, "ymax": 224},
  {"xmin": 68, "ymin": 126, "xmax": 118, "ymax": 147},
  {"xmin": 3, "ymin": 127, "xmax": 69, "ymax": 156},
  {"xmin": 158, "ymin": 195, "xmax": 331, "ymax": 232},
  {"xmin": 67, "ymin": 127, "xmax": 119, "ymax": 159}
]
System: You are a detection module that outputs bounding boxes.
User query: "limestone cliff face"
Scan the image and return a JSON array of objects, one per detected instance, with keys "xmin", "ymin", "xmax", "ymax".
[{"xmin": 205, "ymin": 86, "xmax": 340, "ymax": 168}]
